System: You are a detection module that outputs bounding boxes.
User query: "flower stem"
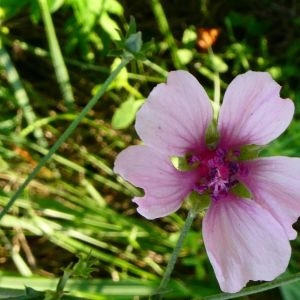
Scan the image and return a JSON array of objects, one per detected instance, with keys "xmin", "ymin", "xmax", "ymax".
[
  {"xmin": 213, "ymin": 71, "xmax": 220, "ymax": 107},
  {"xmin": 150, "ymin": 209, "xmax": 197, "ymax": 299}
]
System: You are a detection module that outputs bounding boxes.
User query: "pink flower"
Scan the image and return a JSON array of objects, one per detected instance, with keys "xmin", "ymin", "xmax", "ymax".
[{"xmin": 114, "ymin": 70, "xmax": 300, "ymax": 293}]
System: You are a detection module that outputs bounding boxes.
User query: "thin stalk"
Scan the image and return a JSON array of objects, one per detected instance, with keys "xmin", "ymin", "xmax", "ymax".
[
  {"xmin": 203, "ymin": 272, "xmax": 300, "ymax": 300},
  {"xmin": 38, "ymin": 0, "xmax": 75, "ymax": 111},
  {"xmin": 213, "ymin": 72, "xmax": 220, "ymax": 107},
  {"xmin": 0, "ymin": 57, "xmax": 131, "ymax": 221},
  {"xmin": 207, "ymin": 48, "xmax": 221, "ymax": 106},
  {"xmin": 208, "ymin": 47, "xmax": 221, "ymax": 120},
  {"xmin": 143, "ymin": 59, "xmax": 168, "ymax": 77},
  {"xmin": 150, "ymin": 209, "xmax": 197, "ymax": 299}
]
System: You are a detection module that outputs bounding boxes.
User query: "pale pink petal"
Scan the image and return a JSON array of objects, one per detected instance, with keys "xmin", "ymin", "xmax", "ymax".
[
  {"xmin": 203, "ymin": 195, "xmax": 291, "ymax": 293},
  {"xmin": 135, "ymin": 70, "xmax": 213, "ymax": 156},
  {"xmin": 132, "ymin": 195, "xmax": 183, "ymax": 220},
  {"xmin": 114, "ymin": 145, "xmax": 198, "ymax": 219},
  {"xmin": 218, "ymin": 71, "xmax": 294, "ymax": 148},
  {"xmin": 239, "ymin": 157, "xmax": 300, "ymax": 240}
]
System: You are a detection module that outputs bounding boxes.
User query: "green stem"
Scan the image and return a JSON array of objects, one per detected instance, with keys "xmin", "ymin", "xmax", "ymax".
[
  {"xmin": 38, "ymin": 0, "xmax": 75, "ymax": 111},
  {"xmin": 0, "ymin": 57, "xmax": 131, "ymax": 221},
  {"xmin": 207, "ymin": 48, "xmax": 220, "ymax": 107},
  {"xmin": 203, "ymin": 272, "xmax": 300, "ymax": 300},
  {"xmin": 143, "ymin": 59, "xmax": 168, "ymax": 77},
  {"xmin": 213, "ymin": 72, "xmax": 220, "ymax": 107},
  {"xmin": 150, "ymin": 209, "xmax": 197, "ymax": 299}
]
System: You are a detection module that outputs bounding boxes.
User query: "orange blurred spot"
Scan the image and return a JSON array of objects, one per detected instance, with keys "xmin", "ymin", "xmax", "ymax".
[
  {"xmin": 14, "ymin": 147, "xmax": 36, "ymax": 166},
  {"xmin": 14, "ymin": 146, "xmax": 54, "ymax": 179},
  {"xmin": 197, "ymin": 28, "xmax": 220, "ymax": 50}
]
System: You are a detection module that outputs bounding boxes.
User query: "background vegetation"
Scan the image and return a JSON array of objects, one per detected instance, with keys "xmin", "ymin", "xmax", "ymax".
[{"xmin": 0, "ymin": 0, "xmax": 300, "ymax": 299}]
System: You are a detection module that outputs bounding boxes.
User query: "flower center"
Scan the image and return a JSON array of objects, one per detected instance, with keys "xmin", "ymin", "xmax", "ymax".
[{"xmin": 192, "ymin": 148, "xmax": 240, "ymax": 200}]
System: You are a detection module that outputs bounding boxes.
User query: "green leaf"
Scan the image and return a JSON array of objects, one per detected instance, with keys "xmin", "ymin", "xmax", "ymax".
[
  {"xmin": 103, "ymin": 0, "xmax": 124, "ymax": 15},
  {"xmin": 48, "ymin": 0, "xmax": 65, "ymax": 12},
  {"xmin": 99, "ymin": 12, "xmax": 120, "ymax": 40},
  {"xmin": 0, "ymin": 0, "xmax": 29, "ymax": 21},
  {"xmin": 177, "ymin": 48, "xmax": 194, "ymax": 65},
  {"xmin": 127, "ymin": 16, "xmax": 137, "ymax": 37},
  {"xmin": 72, "ymin": 253, "xmax": 97, "ymax": 279},
  {"xmin": 112, "ymin": 98, "xmax": 144, "ymax": 129},
  {"xmin": 182, "ymin": 26, "xmax": 197, "ymax": 46},
  {"xmin": 209, "ymin": 55, "xmax": 228, "ymax": 73},
  {"xmin": 109, "ymin": 58, "xmax": 128, "ymax": 89},
  {"xmin": 280, "ymin": 280, "xmax": 300, "ymax": 300},
  {"xmin": 107, "ymin": 49, "xmax": 123, "ymax": 57},
  {"xmin": 125, "ymin": 32, "xmax": 142, "ymax": 54},
  {"xmin": 25, "ymin": 286, "xmax": 45, "ymax": 299}
]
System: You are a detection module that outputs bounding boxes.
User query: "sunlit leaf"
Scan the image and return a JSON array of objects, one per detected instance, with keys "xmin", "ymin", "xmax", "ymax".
[{"xmin": 112, "ymin": 98, "xmax": 144, "ymax": 129}]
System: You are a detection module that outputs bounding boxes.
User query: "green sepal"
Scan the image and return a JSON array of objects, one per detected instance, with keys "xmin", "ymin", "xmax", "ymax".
[
  {"xmin": 231, "ymin": 182, "xmax": 252, "ymax": 199},
  {"xmin": 239, "ymin": 144, "xmax": 264, "ymax": 160},
  {"xmin": 205, "ymin": 119, "xmax": 219, "ymax": 148},
  {"xmin": 125, "ymin": 31, "xmax": 142, "ymax": 54},
  {"xmin": 171, "ymin": 156, "xmax": 190, "ymax": 171},
  {"xmin": 186, "ymin": 191, "xmax": 211, "ymax": 212},
  {"xmin": 170, "ymin": 154, "xmax": 199, "ymax": 171},
  {"xmin": 109, "ymin": 16, "xmax": 154, "ymax": 61}
]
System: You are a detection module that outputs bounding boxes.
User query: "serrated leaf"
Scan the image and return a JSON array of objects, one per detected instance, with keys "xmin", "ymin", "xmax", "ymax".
[{"xmin": 112, "ymin": 98, "xmax": 144, "ymax": 129}]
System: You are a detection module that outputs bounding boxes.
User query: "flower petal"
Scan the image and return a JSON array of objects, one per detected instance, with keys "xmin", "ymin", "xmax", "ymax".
[
  {"xmin": 239, "ymin": 157, "xmax": 300, "ymax": 240},
  {"xmin": 114, "ymin": 145, "xmax": 198, "ymax": 219},
  {"xmin": 203, "ymin": 195, "xmax": 291, "ymax": 293},
  {"xmin": 135, "ymin": 70, "xmax": 213, "ymax": 155},
  {"xmin": 218, "ymin": 71, "xmax": 294, "ymax": 148}
]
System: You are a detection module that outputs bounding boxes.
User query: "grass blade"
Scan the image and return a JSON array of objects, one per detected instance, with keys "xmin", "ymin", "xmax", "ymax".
[{"xmin": 38, "ymin": 0, "xmax": 75, "ymax": 111}]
